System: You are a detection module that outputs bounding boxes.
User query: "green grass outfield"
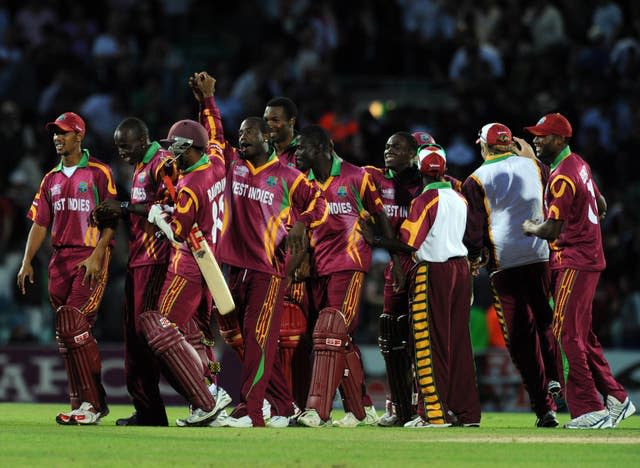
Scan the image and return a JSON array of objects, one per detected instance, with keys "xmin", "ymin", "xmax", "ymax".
[{"xmin": 1, "ymin": 404, "xmax": 638, "ymax": 467}]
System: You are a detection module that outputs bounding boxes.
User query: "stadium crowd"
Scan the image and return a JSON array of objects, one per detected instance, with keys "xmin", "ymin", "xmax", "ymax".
[{"xmin": 0, "ymin": 0, "xmax": 639, "ymax": 354}]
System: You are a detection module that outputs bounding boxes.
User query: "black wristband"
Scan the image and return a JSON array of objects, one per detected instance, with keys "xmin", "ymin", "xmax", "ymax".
[
  {"xmin": 373, "ymin": 235, "xmax": 383, "ymax": 247},
  {"xmin": 120, "ymin": 201, "xmax": 130, "ymax": 217}
]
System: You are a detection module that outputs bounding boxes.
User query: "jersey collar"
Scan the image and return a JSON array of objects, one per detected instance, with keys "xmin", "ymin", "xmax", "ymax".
[
  {"xmin": 482, "ymin": 151, "xmax": 515, "ymax": 166},
  {"xmin": 182, "ymin": 152, "xmax": 209, "ymax": 173},
  {"xmin": 422, "ymin": 181, "xmax": 451, "ymax": 193},
  {"xmin": 142, "ymin": 141, "xmax": 162, "ymax": 164},
  {"xmin": 307, "ymin": 154, "xmax": 342, "ymax": 181},
  {"xmin": 53, "ymin": 148, "xmax": 90, "ymax": 171},
  {"xmin": 550, "ymin": 145, "xmax": 571, "ymax": 171}
]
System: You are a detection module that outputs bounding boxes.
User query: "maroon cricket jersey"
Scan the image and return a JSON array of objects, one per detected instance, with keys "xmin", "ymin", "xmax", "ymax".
[
  {"xmin": 28, "ymin": 149, "xmax": 117, "ymax": 247},
  {"xmin": 128, "ymin": 142, "xmax": 174, "ymax": 268},
  {"xmin": 277, "ymin": 134, "xmax": 299, "ymax": 169},
  {"xmin": 309, "ymin": 157, "xmax": 385, "ymax": 276},
  {"xmin": 365, "ymin": 165, "xmax": 422, "ymax": 277},
  {"xmin": 167, "ymin": 153, "xmax": 226, "ymax": 281},
  {"xmin": 218, "ymin": 152, "xmax": 327, "ymax": 277},
  {"xmin": 545, "ymin": 147, "xmax": 605, "ymax": 271}
]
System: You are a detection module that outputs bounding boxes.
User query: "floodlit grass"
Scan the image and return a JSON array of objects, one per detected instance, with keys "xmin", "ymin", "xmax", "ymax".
[{"xmin": 0, "ymin": 403, "xmax": 638, "ymax": 467}]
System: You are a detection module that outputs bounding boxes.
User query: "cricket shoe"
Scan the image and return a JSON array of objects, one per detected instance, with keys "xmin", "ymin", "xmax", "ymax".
[
  {"xmin": 297, "ymin": 409, "xmax": 331, "ymax": 427},
  {"xmin": 176, "ymin": 386, "xmax": 233, "ymax": 427},
  {"xmin": 71, "ymin": 402, "xmax": 107, "ymax": 425},
  {"xmin": 564, "ymin": 410, "xmax": 612, "ymax": 429},
  {"xmin": 536, "ymin": 410, "xmax": 559, "ymax": 428},
  {"xmin": 606, "ymin": 396, "xmax": 636, "ymax": 428},
  {"xmin": 225, "ymin": 415, "xmax": 254, "ymax": 428},
  {"xmin": 266, "ymin": 416, "xmax": 291, "ymax": 428},
  {"xmin": 55, "ymin": 409, "xmax": 77, "ymax": 425},
  {"xmin": 404, "ymin": 416, "xmax": 451, "ymax": 428},
  {"xmin": 364, "ymin": 405, "xmax": 379, "ymax": 425},
  {"xmin": 377, "ymin": 412, "xmax": 399, "ymax": 427},
  {"xmin": 181, "ymin": 396, "xmax": 227, "ymax": 427},
  {"xmin": 332, "ymin": 412, "xmax": 365, "ymax": 428}
]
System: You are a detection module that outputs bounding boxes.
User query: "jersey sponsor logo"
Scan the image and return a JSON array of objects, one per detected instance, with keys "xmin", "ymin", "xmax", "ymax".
[
  {"xmin": 137, "ymin": 171, "xmax": 147, "ymax": 184},
  {"xmin": 51, "ymin": 184, "xmax": 62, "ymax": 197},
  {"xmin": 53, "ymin": 197, "xmax": 92, "ymax": 212},
  {"xmin": 328, "ymin": 202, "xmax": 353, "ymax": 214},
  {"xmin": 232, "ymin": 181, "xmax": 274, "ymax": 206},
  {"xmin": 233, "ymin": 165, "xmax": 249, "ymax": 177},
  {"xmin": 78, "ymin": 181, "xmax": 89, "ymax": 193},
  {"xmin": 337, "ymin": 186, "xmax": 347, "ymax": 198},
  {"xmin": 266, "ymin": 176, "xmax": 277, "ymax": 187},
  {"xmin": 131, "ymin": 187, "xmax": 147, "ymax": 202},
  {"xmin": 381, "ymin": 188, "xmax": 395, "ymax": 199}
]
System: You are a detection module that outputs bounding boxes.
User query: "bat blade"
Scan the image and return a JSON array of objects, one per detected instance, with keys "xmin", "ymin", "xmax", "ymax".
[{"xmin": 188, "ymin": 224, "xmax": 235, "ymax": 315}]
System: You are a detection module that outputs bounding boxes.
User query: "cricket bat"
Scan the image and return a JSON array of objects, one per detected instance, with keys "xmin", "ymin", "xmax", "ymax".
[{"xmin": 187, "ymin": 223, "xmax": 235, "ymax": 315}]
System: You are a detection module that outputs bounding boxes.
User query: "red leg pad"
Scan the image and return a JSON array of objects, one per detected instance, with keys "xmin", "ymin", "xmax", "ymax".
[
  {"xmin": 181, "ymin": 318, "xmax": 216, "ymax": 384},
  {"xmin": 215, "ymin": 310, "xmax": 244, "ymax": 359},
  {"xmin": 140, "ymin": 311, "xmax": 214, "ymax": 411},
  {"xmin": 56, "ymin": 334, "xmax": 80, "ymax": 410},
  {"xmin": 278, "ymin": 301, "xmax": 309, "ymax": 403},
  {"xmin": 56, "ymin": 306, "xmax": 106, "ymax": 412},
  {"xmin": 340, "ymin": 344, "xmax": 366, "ymax": 420},
  {"xmin": 306, "ymin": 307, "xmax": 347, "ymax": 421}
]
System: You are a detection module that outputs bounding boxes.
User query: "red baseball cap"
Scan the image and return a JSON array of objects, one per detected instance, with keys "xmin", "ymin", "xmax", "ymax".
[
  {"xmin": 160, "ymin": 119, "xmax": 209, "ymax": 149},
  {"xmin": 417, "ymin": 144, "xmax": 446, "ymax": 177},
  {"xmin": 45, "ymin": 112, "xmax": 86, "ymax": 134},
  {"xmin": 476, "ymin": 123, "xmax": 512, "ymax": 146},
  {"xmin": 412, "ymin": 131, "xmax": 436, "ymax": 146},
  {"xmin": 525, "ymin": 113, "xmax": 572, "ymax": 137}
]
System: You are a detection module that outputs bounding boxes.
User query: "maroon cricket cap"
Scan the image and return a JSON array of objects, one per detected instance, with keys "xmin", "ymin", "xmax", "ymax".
[
  {"xmin": 525, "ymin": 113, "xmax": 573, "ymax": 137},
  {"xmin": 417, "ymin": 144, "xmax": 447, "ymax": 177},
  {"xmin": 45, "ymin": 112, "xmax": 86, "ymax": 134},
  {"xmin": 412, "ymin": 131, "xmax": 436, "ymax": 146},
  {"xmin": 476, "ymin": 123, "xmax": 513, "ymax": 146},
  {"xmin": 161, "ymin": 119, "xmax": 209, "ymax": 149}
]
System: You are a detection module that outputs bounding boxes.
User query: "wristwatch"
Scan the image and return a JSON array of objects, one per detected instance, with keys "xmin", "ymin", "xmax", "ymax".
[{"xmin": 120, "ymin": 201, "xmax": 130, "ymax": 217}]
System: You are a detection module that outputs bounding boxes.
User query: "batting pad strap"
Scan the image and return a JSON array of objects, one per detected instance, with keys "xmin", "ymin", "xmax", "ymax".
[
  {"xmin": 56, "ymin": 306, "xmax": 105, "ymax": 412},
  {"xmin": 411, "ymin": 263, "xmax": 446, "ymax": 424},
  {"xmin": 306, "ymin": 307, "xmax": 348, "ymax": 421},
  {"xmin": 340, "ymin": 346, "xmax": 366, "ymax": 420},
  {"xmin": 140, "ymin": 311, "xmax": 214, "ymax": 411}
]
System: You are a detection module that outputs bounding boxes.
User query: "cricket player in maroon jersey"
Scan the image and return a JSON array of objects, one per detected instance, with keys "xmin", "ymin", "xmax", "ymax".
[
  {"xmin": 138, "ymin": 119, "xmax": 228, "ymax": 427},
  {"xmin": 17, "ymin": 112, "xmax": 117, "ymax": 425},
  {"xmin": 264, "ymin": 96, "xmax": 315, "ymax": 412},
  {"xmin": 523, "ymin": 113, "xmax": 636, "ymax": 429},
  {"xmin": 364, "ymin": 132, "xmax": 423, "ymax": 426},
  {"xmin": 190, "ymin": 72, "xmax": 325, "ymax": 427},
  {"xmin": 209, "ymin": 114, "xmax": 327, "ymax": 428},
  {"xmin": 90, "ymin": 117, "xmax": 175, "ymax": 426},
  {"xmin": 294, "ymin": 125, "xmax": 396, "ymax": 428},
  {"xmin": 365, "ymin": 144, "xmax": 481, "ymax": 427},
  {"xmin": 463, "ymin": 123, "xmax": 560, "ymax": 428}
]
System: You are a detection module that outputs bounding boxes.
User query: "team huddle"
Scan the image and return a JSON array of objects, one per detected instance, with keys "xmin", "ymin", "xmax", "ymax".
[{"xmin": 16, "ymin": 72, "xmax": 635, "ymax": 430}]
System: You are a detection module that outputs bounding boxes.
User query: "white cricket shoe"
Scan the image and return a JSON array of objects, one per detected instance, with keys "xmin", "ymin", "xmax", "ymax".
[
  {"xmin": 208, "ymin": 410, "xmax": 229, "ymax": 427},
  {"xmin": 606, "ymin": 396, "xmax": 636, "ymax": 428},
  {"xmin": 297, "ymin": 409, "xmax": 331, "ymax": 427},
  {"xmin": 564, "ymin": 410, "xmax": 612, "ymax": 429},
  {"xmin": 55, "ymin": 409, "xmax": 76, "ymax": 425},
  {"xmin": 225, "ymin": 415, "xmax": 253, "ymax": 428},
  {"xmin": 377, "ymin": 412, "xmax": 399, "ymax": 427},
  {"xmin": 364, "ymin": 405, "xmax": 379, "ymax": 425},
  {"xmin": 266, "ymin": 415, "xmax": 290, "ymax": 428},
  {"xmin": 262, "ymin": 399, "xmax": 272, "ymax": 419},
  {"xmin": 332, "ymin": 412, "xmax": 365, "ymax": 428},
  {"xmin": 176, "ymin": 386, "xmax": 233, "ymax": 427},
  {"xmin": 72, "ymin": 402, "xmax": 104, "ymax": 425},
  {"xmin": 403, "ymin": 415, "xmax": 451, "ymax": 428}
]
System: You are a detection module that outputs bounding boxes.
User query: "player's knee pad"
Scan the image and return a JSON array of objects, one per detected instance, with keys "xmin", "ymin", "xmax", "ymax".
[
  {"xmin": 140, "ymin": 311, "xmax": 214, "ymax": 411},
  {"xmin": 55, "ymin": 306, "xmax": 105, "ymax": 411},
  {"xmin": 306, "ymin": 307, "xmax": 348, "ymax": 421},
  {"xmin": 215, "ymin": 311, "xmax": 244, "ymax": 359}
]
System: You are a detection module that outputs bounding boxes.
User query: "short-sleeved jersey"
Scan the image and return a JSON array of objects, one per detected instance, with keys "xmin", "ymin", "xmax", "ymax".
[
  {"xmin": 463, "ymin": 153, "xmax": 550, "ymax": 272},
  {"xmin": 28, "ymin": 149, "xmax": 117, "ymax": 248},
  {"xmin": 365, "ymin": 165, "xmax": 422, "ymax": 276},
  {"xmin": 309, "ymin": 157, "xmax": 385, "ymax": 276},
  {"xmin": 277, "ymin": 134, "xmax": 299, "ymax": 169},
  {"xmin": 400, "ymin": 181, "xmax": 468, "ymax": 263},
  {"xmin": 128, "ymin": 142, "xmax": 174, "ymax": 268},
  {"xmin": 167, "ymin": 153, "xmax": 227, "ymax": 281},
  {"xmin": 545, "ymin": 147, "xmax": 605, "ymax": 271}
]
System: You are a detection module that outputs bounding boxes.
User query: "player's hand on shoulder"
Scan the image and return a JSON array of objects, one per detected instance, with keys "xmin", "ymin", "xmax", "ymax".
[{"xmin": 513, "ymin": 137, "xmax": 536, "ymax": 159}]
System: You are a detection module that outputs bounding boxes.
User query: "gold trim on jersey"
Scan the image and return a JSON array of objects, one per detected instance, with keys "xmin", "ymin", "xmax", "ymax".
[
  {"xmin": 552, "ymin": 268, "xmax": 577, "ymax": 340},
  {"xmin": 401, "ymin": 196, "xmax": 438, "ymax": 247},
  {"xmin": 550, "ymin": 175, "xmax": 575, "ymax": 198},
  {"xmin": 159, "ymin": 274, "xmax": 188, "ymax": 317},
  {"xmin": 88, "ymin": 161, "xmax": 117, "ymax": 195},
  {"xmin": 255, "ymin": 276, "xmax": 282, "ymax": 348},
  {"xmin": 80, "ymin": 247, "xmax": 112, "ymax": 315},
  {"xmin": 342, "ymin": 271, "xmax": 364, "ymax": 326}
]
